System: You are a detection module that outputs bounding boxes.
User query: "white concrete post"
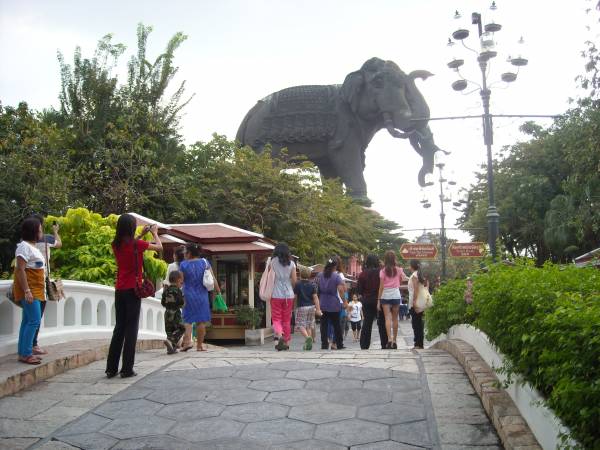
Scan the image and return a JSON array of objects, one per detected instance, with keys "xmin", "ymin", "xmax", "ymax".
[{"xmin": 248, "ymin": 253, "xmax": 255, "ymax": 309}]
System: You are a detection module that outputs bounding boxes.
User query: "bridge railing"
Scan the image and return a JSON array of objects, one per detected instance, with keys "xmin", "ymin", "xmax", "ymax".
[{"xmin": 0, "ymin": 280, "xmax": 165, "ymax": 357}]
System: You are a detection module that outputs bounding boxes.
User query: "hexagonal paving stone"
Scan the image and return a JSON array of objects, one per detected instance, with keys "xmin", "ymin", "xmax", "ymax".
[
  {"xmin": 327, "ymin": 388, "xmax": 392, "ymax": 407},
  {"xmin": 351, "ymin": 441, "xmax": 426, "ymax": 449},
  {"xmin": 101, "ymin": 415, "xmax": 175, "ymax": 440},
  {"xmin": 203, "ymin": 388, "xmax": 267, "ymax": 405},
  {"xmin": 195, "ymin": 437, "xmax": 265, "ymax": 449},
  {"xmin": 56, "ymin": 433, "xmax": 117, "ymax": 450},
  {"xmin": 234, "ymin": 368, "xmax": 287, "ymax": 380},
  {"xmin": 268, "ymin": 361, "xmax": 318, "ymax": 371},
  {"xmin": 221, "ymin": 402, "xmax": 289, "ymax": 422},
  {"xmin": 315, "ymin": 418, "xmax": 389, "ymax": 447},
  {"xmin": 56, "ymin": 414, "xmax": 111, "ymax": 436},
  {"xmin": 271, "ymin": 439, "xmax": 346, "ymax": 449},
  {"xmin": 188, "ymin": 367, "xmax": 237, "ymax": 379},
  {"xmin": 95, "ymin": 398, "xmax": 163, "ymax": 419},
  {"xmin": 305, "ymin": 378, "xmax": 363, "ymax": 392},
  {"xmin": 157, "ymin": 401, "xmax": 225, "ymax": 420},
  {"xmin": 146, "ymin": 387, "xmax": 209, "ymax": 404},
  {"xmin": 286, "ymin": 369, "xmax": 339, "ymax": 381},
  {"xmin": 193, "ymin": 377, "xmax": 250, "ymax": 391},
  {"xmin": 392, "ymin": 391, "xmax": 424, "ymax": 406},
  {"xmin": 363, "ymin": 378, "xmax": 421, "ymax": 393},
  {"xmin": 242, "ymin": 418, "xmax": 315, "ymax": 444},
  {"xmin": 358, "ymin": 403, "xmax": 426, "ymax": 425},
  {"xmin": 109, "ymin": 387, "xmax": 154, "ymax": 402},
  {"xmin": 248, "ymin": 378, "xmax": 305, "ymax": 392},
  {"xmin": 111, "ymin": 435, "xmax": 194, "ymax": 450},
  {"xmin": 390, "ymin": 420, "xmax": 432, "ymax": 447},
  {"xmin": 170, "ymin": 417, "xmax": 244, "ymax": 442},
  {"xmin": 289, "ymin": 402, "xmax": 356, "ymax": 424},
  {"xmin": 266, "ymin": 388, "xmax": 325, "ymax": 406},
  {"xmin": 338, "ymin": 366, "xmax": 393, "ymax": 380}
]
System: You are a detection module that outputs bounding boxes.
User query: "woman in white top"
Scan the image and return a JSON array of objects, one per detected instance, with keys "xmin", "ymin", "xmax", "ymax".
[
  {"xmin": 408, "ymin": 259, "xmax": 428, "ymax": 349},
  {"xmin": 270, "ymin": 243, "xmax": 297, "ymax": 351},
  {"xmin": 13, "ymin": 218, "xmax": 46, "ymax": 365}
]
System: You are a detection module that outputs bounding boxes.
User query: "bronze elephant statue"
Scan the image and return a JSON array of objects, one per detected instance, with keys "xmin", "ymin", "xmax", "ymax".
[{"xmin": 236, "ymin": 57, "xmax": 447, "ymax": 204}]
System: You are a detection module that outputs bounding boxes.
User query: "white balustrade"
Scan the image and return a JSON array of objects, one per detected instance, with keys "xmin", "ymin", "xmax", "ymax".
[{"xmin": 0, "ymin": 280, "xmax": 165, "ymax": 357}]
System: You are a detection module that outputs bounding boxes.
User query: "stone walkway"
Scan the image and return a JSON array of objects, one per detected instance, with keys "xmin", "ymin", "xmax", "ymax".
[{"xmin": 2, "ymin": 322, "xmax": 501, "ymax": 449}]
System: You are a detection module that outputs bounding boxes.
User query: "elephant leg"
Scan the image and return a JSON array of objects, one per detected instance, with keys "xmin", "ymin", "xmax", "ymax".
[
  {"xmin": 316, "ymin": 159, "xmax": 339, "ymax": 180},
  {"xmin": 329, "ymin": 144, "xmax": 369, "ymax": 204}
]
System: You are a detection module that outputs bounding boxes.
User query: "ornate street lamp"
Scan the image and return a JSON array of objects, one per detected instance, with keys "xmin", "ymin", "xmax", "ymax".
[
  {"xmin": 421, "ymin": 158, "xmax": 454, "ymax": 280},
  {"xmin": 446, "ymin": 1, "xmax": 528, "ymax": 261}
]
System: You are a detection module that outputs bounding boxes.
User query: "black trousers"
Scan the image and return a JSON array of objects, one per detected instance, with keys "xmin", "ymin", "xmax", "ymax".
[
  {"xmin": 106, "ymin": 289, "xmax": 141, "ymax": 374},
  {"xmin": 411, "ymin": 308, "xmax": 424, "ymax": 347},
  {"xmin": 360, "ymin": 302, "xmax": 388, "ymax": 349},
  {"xmin": 320, "ymin": 311, "xmax": 343, "ymax": 349},
  {"xmin": 33, "ymin": 300, "xmax": 47, "ymax": 347}
]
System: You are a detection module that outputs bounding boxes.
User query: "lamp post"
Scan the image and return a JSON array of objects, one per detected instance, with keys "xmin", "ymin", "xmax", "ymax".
[
  {"xmin": 447, "ymin": 2, "xmax": 527, "ymax": 261},
  {"xmin": 421, "ymin": 161, "xmax": 455, "ymax": 280}
]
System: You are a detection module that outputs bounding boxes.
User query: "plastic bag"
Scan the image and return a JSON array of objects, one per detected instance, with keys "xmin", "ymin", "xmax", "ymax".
[{"xmin": 213, "ymin": 293, "xmax": 228, "ymax": 312}]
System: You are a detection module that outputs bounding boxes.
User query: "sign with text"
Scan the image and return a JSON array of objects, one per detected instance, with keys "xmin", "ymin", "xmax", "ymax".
[
  {"xmin": 449, "ymin": 242, "xmax": 486, "ymax": 258},
  {"xmin": 400, "ymin": 243, "xmax": 437, "ymax": 260}
]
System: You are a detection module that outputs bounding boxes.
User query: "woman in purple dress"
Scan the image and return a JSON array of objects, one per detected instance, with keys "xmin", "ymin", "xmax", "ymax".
[{"xmin": 179, "ymin": 243, "xmax": 220, "ymax": 351}]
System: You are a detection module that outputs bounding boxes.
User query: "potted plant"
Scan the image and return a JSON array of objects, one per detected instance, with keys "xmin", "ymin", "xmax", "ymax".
[{"xmin": 235, "ymin": 305, "xmax": 268, "ymax": 346}]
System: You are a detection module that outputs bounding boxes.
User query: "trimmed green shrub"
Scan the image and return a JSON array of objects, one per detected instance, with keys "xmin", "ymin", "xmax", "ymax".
[
  {"xmin": 426, "ymin": 261, "xmax": 600, "ymax": 449},
  {"xmin": 46, "ymin": 208, "xmax": 166, "ymax": 286}
]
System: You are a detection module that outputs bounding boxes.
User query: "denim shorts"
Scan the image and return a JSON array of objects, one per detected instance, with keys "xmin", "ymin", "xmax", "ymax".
[{"xmin": 380, "ymin": 298, "xmax": 401, "ymax": 306}]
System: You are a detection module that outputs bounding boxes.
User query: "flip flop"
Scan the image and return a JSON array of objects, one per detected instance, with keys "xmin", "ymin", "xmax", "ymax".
[
  {"xmin": 181, "ymin": 345, "xmax": 193, "ymax": 352},
  {"xmin": 19, "ymin": 355, "xmax": 41, "ymax": 365}
]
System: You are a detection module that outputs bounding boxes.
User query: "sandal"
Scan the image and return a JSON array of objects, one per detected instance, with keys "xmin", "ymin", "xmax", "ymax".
[
  {"xmin": 32, "ymin": 346, "xmax": 48, "ymax": 355},
  {"xmin": 19, "ymin": 355, "xmax": 41, "ymax": 365},
  {"xmin": 181, "ymin": 344, "xmax": 193, "ymax": 352},
  {"xmin": 196, "ymin": 344, "xmax": 208, "ymax": 352}
]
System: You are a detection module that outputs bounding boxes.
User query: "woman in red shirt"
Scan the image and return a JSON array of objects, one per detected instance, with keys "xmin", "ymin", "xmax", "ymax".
[{"xmin": 106, "ymin": 214, "xmax": 162, "ymax": 378}]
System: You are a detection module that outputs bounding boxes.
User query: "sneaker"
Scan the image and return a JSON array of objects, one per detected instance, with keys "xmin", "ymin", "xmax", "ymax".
[
  {"xmin": 392, "ymin": 342, "xmax": 398, "ymax": 350},
  {"xmin": 275, "ymin": 339, "xmax": 286, "ymax": 351},
  {"xmin": 304, "ymin": 336, "xmax": 313, "ymax": 351}
]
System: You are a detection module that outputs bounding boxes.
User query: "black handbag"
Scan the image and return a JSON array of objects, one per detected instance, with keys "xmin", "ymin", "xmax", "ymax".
[{"xmin": 133, "ymin": 240, "xmax": 154, "ymax": 299}]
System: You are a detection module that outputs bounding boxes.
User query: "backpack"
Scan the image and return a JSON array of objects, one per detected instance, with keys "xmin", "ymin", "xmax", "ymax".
[{"xmin": 259, "ymin": 257, "xmax": 275, "ymax": 301}]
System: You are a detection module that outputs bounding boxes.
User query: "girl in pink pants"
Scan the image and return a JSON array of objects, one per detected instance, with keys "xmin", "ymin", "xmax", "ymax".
[{"xmin": 271, "ymin": 297, "xmax": 294, "ymax": 344}]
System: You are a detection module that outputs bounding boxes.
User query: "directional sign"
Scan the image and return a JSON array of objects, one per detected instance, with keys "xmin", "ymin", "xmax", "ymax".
[
  {"xmin": 400, "ymin": 243, "xmax": 438, "ymax": 260},
  {"xmin": 449, "ymin": 242, "xmax": 486, "ymax": 258}
]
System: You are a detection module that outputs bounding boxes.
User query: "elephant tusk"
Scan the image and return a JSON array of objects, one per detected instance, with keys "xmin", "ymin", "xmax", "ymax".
[{"xmin": 384, "ymin": 118, "xmax": 414, "ymax": 139}]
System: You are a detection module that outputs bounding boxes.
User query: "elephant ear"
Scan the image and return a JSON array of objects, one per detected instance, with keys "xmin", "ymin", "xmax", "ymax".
[{"xmin": 340, "ymin": 70, "xmax": 364, "ymax": 114}]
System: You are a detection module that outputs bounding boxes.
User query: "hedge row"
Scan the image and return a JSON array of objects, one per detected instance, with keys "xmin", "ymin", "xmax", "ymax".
[{"xmin": 426, "ymin": 262, "xmax": 600, "ymax": 449}]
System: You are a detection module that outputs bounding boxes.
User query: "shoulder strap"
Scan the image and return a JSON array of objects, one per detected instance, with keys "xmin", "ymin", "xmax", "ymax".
[{"xmin": 44, "ymin": 240, "xmax": 51, "ymax": 277}]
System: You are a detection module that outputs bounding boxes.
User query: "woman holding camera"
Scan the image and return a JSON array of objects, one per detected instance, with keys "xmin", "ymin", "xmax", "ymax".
[{"xmin": 106, "ymin": 214, "xmax": 162, "ymax": 378}]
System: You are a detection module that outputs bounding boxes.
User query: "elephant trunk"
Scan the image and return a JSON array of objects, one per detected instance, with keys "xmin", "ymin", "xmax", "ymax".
[{"xmin": 383, "ymin": 112, "xmax": 412, "ymax": 139}]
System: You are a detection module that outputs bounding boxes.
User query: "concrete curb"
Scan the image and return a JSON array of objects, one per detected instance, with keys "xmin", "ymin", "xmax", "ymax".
[
  {"xmin": 0, "ymin": 339, "xmax": 165, "ymax": 399},
  {"xmin": 433, "ymin": 339, "xmax": 542, "ymax": 450}
]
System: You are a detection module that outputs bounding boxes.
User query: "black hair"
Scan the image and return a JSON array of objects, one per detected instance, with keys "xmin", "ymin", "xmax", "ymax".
[
  {"xmin": 169, "ymin": 270, "xmax": 183, "ymax": 283},
  {"xmin": 174, "ymin": 246, "xmax": 185, "ymax": 263},
  {"xmin": 273, "ymin": 242, "xmax": 291, "ymax": 266},
  {"xmin": 364, "ymin": 254, "xmax": 379, "ymax": 270},
  {"xmin": 410, "ymin": 259, "xmax": 426, "ymax": 285},
  {"xmin": 21, "ymin": 217, "xmax": 41, "ymax": 242},
  {"xmin": 185, "ymin": 243, "xmax": 202, "ymax": 257},
  {"xmin": 323, "ymin": 257, "xmax": 337, "ymax": 278},
  {"xmin": 113, "ymin": 214, "xmax": 136, "ymax": 249},
  {"xmin": 31, "ymin": 213, "xmax": 45, "ymax": 225}
]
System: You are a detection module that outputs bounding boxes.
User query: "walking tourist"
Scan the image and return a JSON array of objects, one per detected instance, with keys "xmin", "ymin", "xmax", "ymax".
[
  {"xmin": 294, "ymin": 266, "xmax": 321, "ymax": 350},
  {"xmin": 377, "ymin": 250, "xmax": 407, "ymax": 349},
  {"xmin": 13, "ymin": 217, "xmax": 46, "ymax": 365},
  {"xmin": 161, "ymin": 270, "xmax": 185, "ymax": 354},
  {"xmin": 106, "ymin": 214, "xmax": 162, "ymax": 378},
  {"xmin": 179, "ymin": 243, "xmax": 220, "ymax": 352},
  {"xmin": 408, "ymin": 259, "xmax": 428, "ymax": 350},
  {"xmin": 358, "ymin": 254, "xmax": 388, "ymax": 349},
  {"xmin": 349, "ymin": 294, "xmax": 363, "ymax": 342},
  {"xmin": 270, "ymin": 243, "xmax": 297, "ymax": 351},
  {"xmin": 317, "ymin": 258, "xmax": 346, "ymax": 350},
  {"xmin": 31, "ymin": 214, "xmax": 62, "ymax": 356}
]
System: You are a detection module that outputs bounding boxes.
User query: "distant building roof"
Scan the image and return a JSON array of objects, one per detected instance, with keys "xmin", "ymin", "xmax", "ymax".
[{"xmin": 574, "ymin": 247, "xmax": 600, "ymax": 268}]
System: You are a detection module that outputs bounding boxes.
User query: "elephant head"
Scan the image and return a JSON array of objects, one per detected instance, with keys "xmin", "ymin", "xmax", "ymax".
[{"xmin": 340, "ymin": 58, "xmax": 447, "ymax": 187}]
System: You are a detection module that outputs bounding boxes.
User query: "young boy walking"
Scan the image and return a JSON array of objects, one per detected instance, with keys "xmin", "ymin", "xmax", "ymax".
[
  {"xmin": 161, "ymin": 270, "xmax": 185, "ymax": 354},
  {"xmin": 293, "ymin": 267, "xmax": 321, "ymax": 350}
]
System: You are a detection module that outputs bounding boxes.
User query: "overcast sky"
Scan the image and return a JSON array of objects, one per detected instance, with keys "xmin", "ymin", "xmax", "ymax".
[{"xmin": 0, "ymin": 0, "xmax": 595, "ymax": 242}]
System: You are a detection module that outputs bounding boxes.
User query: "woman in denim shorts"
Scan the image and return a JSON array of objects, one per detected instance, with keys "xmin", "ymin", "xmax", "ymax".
[{"xmin": 377, "ymin": 250, "xmax": 407, "ymax": 349}]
